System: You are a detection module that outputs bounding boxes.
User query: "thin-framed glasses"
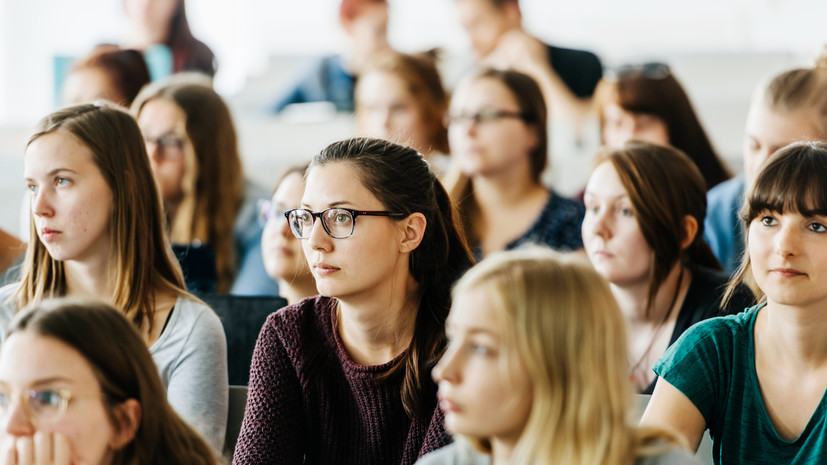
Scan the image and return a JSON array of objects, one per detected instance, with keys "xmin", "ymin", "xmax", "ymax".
[
  {"xmin": 144, "ymin": 134, "xmax": 186, "ymax": 160},
  {"xmin": 0, "ymin": 387, "xmax": 105, "ymax": 425},
  {"xmin": 257, "ymin": 199, "xmax": 287, "ymax": 228},
  {"xmin": 604, "ymin": 62, "xmax": 671, "ymax": 81},
  {"xmin": 285, "ymin": 207, "xmax": 406, "ymax": 239},
  {"xmin": 444, "ymin": 108, "xmax": 530, "ymax": 128}
]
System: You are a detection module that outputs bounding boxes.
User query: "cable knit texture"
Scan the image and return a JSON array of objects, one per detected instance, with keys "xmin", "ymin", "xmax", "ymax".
[{"xmin": 233, "ymin": 295, "xmax": 450, "ymax": 464}]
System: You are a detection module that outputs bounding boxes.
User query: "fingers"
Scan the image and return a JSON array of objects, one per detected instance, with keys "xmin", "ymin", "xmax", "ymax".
[
  {"xmin": 51, "ymin": 434, "xmax": 70, "ymax": 465},
  {"xmin": 1, "ymin": 436, "xmax": 17, "ymax": 465},
  {"xmin": 0, "ymin": 434, "xmax": 72, "ymax": 465},
  {"xmin": 14, "ymin": 437, "xmax": 31, "ymax": 465},
  {"xmin": 33, "ymin": 432, "xmax": 50, "ymax": 465}
]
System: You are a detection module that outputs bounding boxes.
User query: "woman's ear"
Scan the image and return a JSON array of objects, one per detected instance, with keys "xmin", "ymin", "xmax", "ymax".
[
  {"xmin": 680, "ymin": 215, "xmax": 699, "ymax": 250},
  {"xmin": 108, "ymin": 399, "xmax": 141, "ymax": 450},
  {"xmin": 398, "ymin": 212, "xmax": 427, "ymax": 253}
]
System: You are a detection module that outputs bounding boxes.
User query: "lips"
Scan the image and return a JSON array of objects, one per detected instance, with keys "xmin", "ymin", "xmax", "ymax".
[
  {"xmin": 770, "ymin": 267, "xmax": 806, "ymax": 278},
  {"xmin": 437, "ymin": 395, "xmax": 461, "ymax": 414},
  {"xmin": 312, "ymin": 262, "xmax": 340, "ymax": 276},
  {"xmin": 39, "ymin": 228, "xmax": 61, "ymax": 242}
]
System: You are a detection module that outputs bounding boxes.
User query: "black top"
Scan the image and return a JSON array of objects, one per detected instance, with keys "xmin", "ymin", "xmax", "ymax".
[{"xmin": 546, "ymin": 44, "xmax": 603, "ymax": 99}]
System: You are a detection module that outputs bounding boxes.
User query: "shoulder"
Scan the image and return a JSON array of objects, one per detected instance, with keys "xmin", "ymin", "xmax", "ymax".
[
  {"xmin": 0, "ymin": 284, "xmax": 18, "ymax": 343},
  {"xmin": 264, "ymin": 295, "xmax": 335, "ymax": 347},
  {"xmin": 416, "ymin": 443, "xmax": 490, "ymax": 465},
  {"xmin": 169, "ymin": 297, "xmax": 226, "ymax": 342},
  {"xmin": 546, "ymin": 44, "xmax": 602, "ymax": 66},
  {"xmin": 635, "ymin": 446, "xmax": 701, "ymax": 465},
  {"xmin": 0, "ymin": 283, "xmax": 18, "ymax": 306},
  {"xmin": 707, "ymin": 175, "xmax": 746, "ymax": 207}
]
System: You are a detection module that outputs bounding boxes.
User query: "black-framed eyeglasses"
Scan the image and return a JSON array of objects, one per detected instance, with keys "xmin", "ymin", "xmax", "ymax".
[
  {"xmin": 605, "ymin": 62, "xmax": 671, "ymax": 81},
  {"xmin": 285, "ymin": 207, "xmax": 406, "ymax": 239},
  {"xmin": 443, "ymin": 108, "xmax": 530, "ymax": 128}
]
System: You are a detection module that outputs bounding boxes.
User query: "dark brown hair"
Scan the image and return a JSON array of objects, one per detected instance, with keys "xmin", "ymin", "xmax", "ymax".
[
  {"xmin": 595, "ymin": 68, "xmax": 731, "ymax": 190},
  {"xmin": 68, "ymin": 44, "xmax": 151, "ymax": 107},
  {"xmin": 356, "ymin": 51, "xmax": 450, "ymax": 154},
  {"xmin": 132, "ymin": 75, "xmax": 244, "ymax": 293},
  {"xmin": 158, "ymin": 0, "xmax": 216, "ymax": 76},
  {"xmin": 16, "ymin": 103, "xmax": 187, "ymax": 332},
  {"xmin": 594, "ymin": 142, "xmax": 720, "ymax": 315},
  {"xmin": 311, "ymin": 137, "xmax": 474, "ymax": 419},
  {"xmin": 8, "ymin": 297, "xmax": 218, "ymax": 465},
  {"xmin": 448, "ymin": 68, "xmax": 548, "ymax": 246},
  {"xmin": 725, "ymin": 141, "xmax": 827, "ymax": 304}
]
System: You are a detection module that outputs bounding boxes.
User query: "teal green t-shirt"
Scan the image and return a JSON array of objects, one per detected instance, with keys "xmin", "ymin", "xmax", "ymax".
[{"xmin": 654, "ymin": 304, "xmax": 827, "ymax": 464}]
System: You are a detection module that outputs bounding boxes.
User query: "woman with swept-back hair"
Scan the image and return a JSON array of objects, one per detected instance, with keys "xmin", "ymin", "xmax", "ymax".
[
  {"xmin": 594, "ymin": 63, "xmax": 730, "ymax": 190},
  {"xmin": 445, "ymin": 68, "xmax": 584, "ymax": 260},
  {"xmin": 0, "ymin": 298, "xmax": 219, "ymax": 465},
  {"xmin": 61, "ymin": 44, "xmax": 151, "ymax": 108},
  {"xmin": 234, "ymin": 137, "xmax": 474, "ymax": 464},
  {"xmin": 418, "ymin": 248, "xmax": 699, "ymax": 465},
  {"xmin": 644, "ymin": 141, "xmax": 827, "ymax": 464},
  {"xmin": 355, "ymin": 51, "xmax": 451, "ymax": 175},
  {"xmin": 133, "ymin": 74, "xmax": 275, "ymax": 295},
  {"xmin": 0, "ymin": 102, "xmax": 227, "ymax": 450},
  {"xmin": 581, "ymin": 142, "xmax": 753, "ymax": 394},
  {"xmin": 122, "ymin": 0, "xmax": 216, "ymax": 76}
]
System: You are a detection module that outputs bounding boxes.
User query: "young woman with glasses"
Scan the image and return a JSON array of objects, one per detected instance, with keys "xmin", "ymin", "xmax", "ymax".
[
  {"xmin": 258, "ymin": 166, "xmax": 316, "ymax": 305},
  {"xmin": 0, "ymin": 298, "xmax": 220, "ymax": 465},
  {"xmin": 233, "ymin": 137, "xmax": 474, "ymax": 464},
  {"xmin": 417, "ymin": 248, "xmax": 699, "ymax": 465},
  {"xmin": 445, "ymin": 68, "xmax": 584, "ymax": 260},
  {"xmin": 133, "ymin": 74, "xmax": 277, "ymax": 295},
  {"xmin": 643, "ymin": 142, "xmax": 827, "ymax": 463},
  {"xmin": 594, "ymin": 62, "xmax": 730, "ymax": 190},
  {"xmin": 0, "ymin": 102, "xmax": 227, "ymax": 451},
  {"xmin": 581, "ymin": 142, "xmax": 754, "ymax": 394}
]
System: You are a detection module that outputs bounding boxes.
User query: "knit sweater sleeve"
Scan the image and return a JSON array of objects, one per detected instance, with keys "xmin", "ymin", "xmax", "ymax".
[{"xmin": 233, "ymin": 309, "xmax": 308, "ymax": 464}]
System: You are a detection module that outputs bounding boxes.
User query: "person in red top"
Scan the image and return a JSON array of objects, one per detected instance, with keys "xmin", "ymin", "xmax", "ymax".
[{"xmin": 233, "ymin": 137, "xmax": 474, "ymax": 465}]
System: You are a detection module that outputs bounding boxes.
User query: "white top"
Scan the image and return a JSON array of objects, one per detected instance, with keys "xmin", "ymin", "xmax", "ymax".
[{"xmin": 0, "ymin": 284, "xmax": 228, "ymax": 451}]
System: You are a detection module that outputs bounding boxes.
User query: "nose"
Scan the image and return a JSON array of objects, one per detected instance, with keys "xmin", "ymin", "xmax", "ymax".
[
  {"xmin": 31, "ymin": 189, "xmax": 54, "ymax": 219},
  {"xmin": 774, "ymin": 222, "xmax": 799, "ymax": 257},
  {"xmin": 307, "ymin": 214, "xmax": 333, "ymax": 252},
  {"xmin": 2, "ymin": 397, "xmax": 35, "ymax": 437},
  {"xmin": 588, "ymin": 207, "xmax": 613, "ymax": 240},
  {"xmin": 432, "ymin": 342, "xmax": 461, "ymax": 383}
]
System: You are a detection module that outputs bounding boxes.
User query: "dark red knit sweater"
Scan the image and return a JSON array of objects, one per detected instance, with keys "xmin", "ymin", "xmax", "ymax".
[{"xmin": 233, "ymin": 295, "xmax": 451, "ymax": 464}]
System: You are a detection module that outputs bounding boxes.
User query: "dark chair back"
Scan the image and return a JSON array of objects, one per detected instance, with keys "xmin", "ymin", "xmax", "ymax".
[{"xmin": 200, "ymin": 294, "xmax": 288, "ymax": 385}]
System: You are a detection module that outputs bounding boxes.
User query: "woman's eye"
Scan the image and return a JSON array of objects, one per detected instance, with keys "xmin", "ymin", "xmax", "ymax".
[
  {"xmin": 26, "ymin": 184, "xmax": 37, "ymax": 193},
  {"xmin": 335, "ymin": 213, "xmax": 350, "ymax": 223},
  {"xmin": 56, "ymin": 178, "xmax": 70, "ymax": 187},
  {"xmin": 809, "ymin": 223, "xmax": 827, "ymax": 233},
  {"xmin": 760, "ymin": 216, "xmax": 777, "ymax": 226},
  {"xmin": 469, "ymin": 343, "xmax": 492, "ymax": 356},
  {"xmin": 619, "ymin": 207, "xmax": 634, "ymax": 217}
]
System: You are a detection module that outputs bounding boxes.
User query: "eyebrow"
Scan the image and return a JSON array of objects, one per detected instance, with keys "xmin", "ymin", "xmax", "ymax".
[
  {"xmin": 0, "ymin": 376, "xmax": 74, "ymax": 389},
  {"xmin": 583, "ymin": 191, "xmax": 628, "ymax": 201},
  {"xmin": 300, "ymin": 200, "xmax": 355, "ymax": 209},
  {"xmin": 24, "ymin": 168, "xmax": 78, "ymax": 183}
]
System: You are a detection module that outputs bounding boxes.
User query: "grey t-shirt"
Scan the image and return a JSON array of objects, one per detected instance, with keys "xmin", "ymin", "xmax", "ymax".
[
  {"xmin": 415, "ymin": 442, "xmax": 702, "ymax": 465},
  {"xmin": 0, "ymin": 284, "xmax": 228, "ymax": 451}
]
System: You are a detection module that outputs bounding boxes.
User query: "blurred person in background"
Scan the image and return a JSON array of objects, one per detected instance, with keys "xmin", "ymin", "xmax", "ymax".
[{"xmin": 61, "ymin": 44, "xmax": 151, "ymax": 108}]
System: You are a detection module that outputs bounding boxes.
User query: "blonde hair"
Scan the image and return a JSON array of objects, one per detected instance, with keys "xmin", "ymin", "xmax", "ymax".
[
  {"xmin": 453, "ymin": 247, "xmax": 683, "ymax": 465},
  {"xmin": 15, "ymin": 103, "xmax": 187, "ymax": 332},
  {"xmin": 757, "ymin": 61, "xmax": 827, "ymax": 137},
  {"xmin": 132, "ymin": 74, "xmax": 244, "ymax": 293}
]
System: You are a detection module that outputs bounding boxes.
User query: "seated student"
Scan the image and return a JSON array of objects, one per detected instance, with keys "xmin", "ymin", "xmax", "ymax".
[
  {"xmin": 445, "ymin": 68, "xmax": 584, "ymax": 260},
  {"xmin": 642, "ymin": 141, "xmax": 827, "ymax": 464},
  {"xmin": 271, "ymin": 0, "xmax": 391, "ymax": 113},
  {"xmin": 61, "ymin": 44, "xmax": 151, "ymax": 108},
  {"xmin": 417, "ymin": 248, "xmax": 699, "ymax": 465},
  {"xmin": 133, "ymin": 75, "xmax": 277, "ymax": 296},
  {"xmin": 259, "ymin": 166, "xmax": 317, "ymax": 305},
  {"xmin": 453, "ymin": 0, "xmax": 602, "ymax": 126},
  {"xmin": 355, "ymin": 52, "xmax": 451, "ymax": 176},
  {"xmin": 705, "ymin": 63, "xmax": 827, "ymax": 274},
  {"xmin": 233, "ymin": 138, "xmax": 474, "ymax": 464},
  {"xmin": 0, "ymin": 298, "xmax": 219, "ymax": 465},
  {"xmin": 0, "ymin": 102, "xmax": 227, "ymax": 451},
  {"xmin": 122, "ymin": 0, "xmax": 216, "ymax": 76},
  {"xmin": 594, "ymin": 63, "xmax": 730, "ymax": 190},
  {"xmin": 581, "ymin": 142, "xmax": 754, "ymax": 394}
]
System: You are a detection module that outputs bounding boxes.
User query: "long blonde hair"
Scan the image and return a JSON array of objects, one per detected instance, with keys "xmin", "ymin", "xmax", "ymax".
[
  {"xmin": 132, "ymin": 74, "xmax": 244, "ymax": 293},
  {"xmin": 453, "ymin": 247, "xmax": 683, "ymax": 465},
  {"xmin": 15, "ymin": 103, "xmax": 187, "ymax": 333}
]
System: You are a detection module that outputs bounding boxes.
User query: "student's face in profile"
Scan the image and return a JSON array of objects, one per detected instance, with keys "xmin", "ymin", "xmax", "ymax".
[
  {"xmin": 448, "ymin": 77, "xmax": 538, "ymax": 179},
  {"xmin": 455, "ymin": 0, "xmax": 511, "ymax": 59},
  {"xmin": 601, "ymin": 103, "xmax": 670, "ymax": 149},
  {"xmin": 24, "ymin": 132, "xmax": 114, "ymax": 265},
  {"xmin": 0, "ymin": 332, "xmax": 131, "ymax": 465},
  {"xmin": 742, "ymin": 103, "xmax": 823, "ymax": 181},
  {"xmin": 356, "ymin": 71, "xmax": 429, "ymax": 154},
  {"xmin": 433, "ymin": 285, "xmax": 532, "ymax": 444},
  {"xmin": 62, "ymin": 68, "xmax": 126, "ymax": 108},
  {"xmin": 299, "ymin": 162, "xmax": 408, "ymax": 301},
  {"xmin": 261, "ymin": 172, "xmax": 314, "ymax": 284},
  {"xmin": 137, "ymin": 98, "xmax": 194, "ymax": 206},
  {"xmin": 582, "ymin": 161, "xmax": 653, "ymax": 287}
]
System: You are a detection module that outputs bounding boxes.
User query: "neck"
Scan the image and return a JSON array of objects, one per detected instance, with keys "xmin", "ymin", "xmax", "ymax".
[
  {"xmin": 612, "ymin": 263, "xmax": 687, "ymax": 325},
  {"xmin": 337, "ymin": 273, "xmax": 419, "ymax": 366},
  {"xmin": 490, "ymin": 436, "xmax": 518, "ymax": 465},
  {"xmin": 760, "ymin": 301, "xmax": 827, "ymax": 368},
  {"xmin": 63, "ymin": 256, "xmax": 115, "ymax": 302},
  {"xmin": 124, "ymin": 23, "xmax": 169, "ymax": 49},
  {"xmin": 473, "ymin": 169, "xmax": 545, "ymax": 212},
  {"xmin": 278, "ymin": 276, "xmax": 317, "ymax": 306}
]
